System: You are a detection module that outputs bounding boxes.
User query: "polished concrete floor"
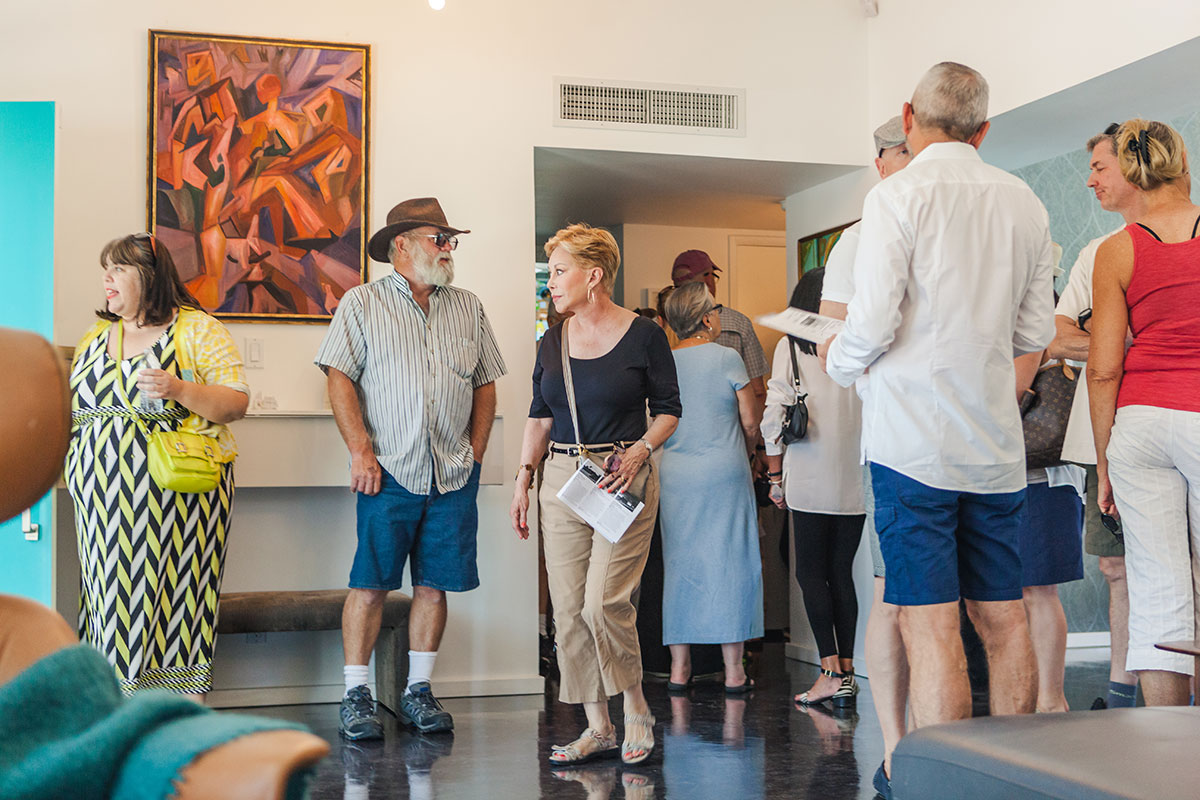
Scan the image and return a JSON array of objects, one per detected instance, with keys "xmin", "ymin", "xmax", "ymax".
[{"xmin": 246, "ymin": 645, "xmax": 1115, "ymax": 799}]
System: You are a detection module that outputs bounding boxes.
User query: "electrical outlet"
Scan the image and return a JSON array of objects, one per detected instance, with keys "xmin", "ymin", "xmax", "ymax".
[{"xmin": 245, "ymin": 338, "xmax": 264, "ymax": 368}]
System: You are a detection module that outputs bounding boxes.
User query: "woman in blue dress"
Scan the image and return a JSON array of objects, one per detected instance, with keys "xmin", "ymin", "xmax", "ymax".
[{"xmin": 658, "ymin": 281, "xmax": 764, "ymax": 692}]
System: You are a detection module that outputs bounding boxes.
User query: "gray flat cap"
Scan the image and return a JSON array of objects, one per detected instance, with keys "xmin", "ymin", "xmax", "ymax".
[{"xmin": 873, "ymin": 116, "xmax": 906, "ymax": 153}]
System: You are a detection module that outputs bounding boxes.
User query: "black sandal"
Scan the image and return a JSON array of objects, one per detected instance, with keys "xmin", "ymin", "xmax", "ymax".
[{"xmin": 724, "ymin": 678, "xmax": 756, "ymax": 695}]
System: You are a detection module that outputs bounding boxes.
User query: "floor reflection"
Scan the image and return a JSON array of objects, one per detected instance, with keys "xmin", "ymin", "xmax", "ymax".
[{"xmin": 242, "ymin": 644, "xmax": 1113, "ymax": 799}]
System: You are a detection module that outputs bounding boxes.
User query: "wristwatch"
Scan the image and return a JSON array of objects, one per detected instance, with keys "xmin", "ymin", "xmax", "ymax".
[
  {"xmin": 1077, "ymin": 307, "xmax": 1092, "ymax": 333},
  {"xmin": 638, "ymin": 438, "xmax": 653, "ymax": 455}
]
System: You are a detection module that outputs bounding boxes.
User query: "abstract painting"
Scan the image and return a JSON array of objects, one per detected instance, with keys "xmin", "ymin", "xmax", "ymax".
[
  {"xmin": 798, "ymin": 220, "xmax": 858, "ymax": 274},
  {"xmin": 148, "ymin": 30, "xmax": 369, "ymax": 321}
]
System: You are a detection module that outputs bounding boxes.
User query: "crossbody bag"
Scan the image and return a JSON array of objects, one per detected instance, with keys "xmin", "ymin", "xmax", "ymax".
[
  {"xmin": 112, "ymin": 320, "xmax": 222, "ymax": 493},
  {"xmin": 780, "ymin": 336, "xmax": 810, "ymax": 444}
]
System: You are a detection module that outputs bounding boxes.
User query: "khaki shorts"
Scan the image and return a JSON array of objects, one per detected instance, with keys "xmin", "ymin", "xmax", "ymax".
[{"xmin": 1083, "ymin": 464, "xmax": 1124, "ymax": 558}]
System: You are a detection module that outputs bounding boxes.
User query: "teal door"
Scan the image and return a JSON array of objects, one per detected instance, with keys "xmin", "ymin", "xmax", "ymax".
[{"xmin": 0, "ymin": 102, "xmax": 56, "ymax": 604}]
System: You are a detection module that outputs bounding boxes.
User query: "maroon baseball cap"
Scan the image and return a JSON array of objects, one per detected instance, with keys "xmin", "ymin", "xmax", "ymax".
[{"xmin": 671, "ymin": 249, "xmax": 722, "ymax": 286}]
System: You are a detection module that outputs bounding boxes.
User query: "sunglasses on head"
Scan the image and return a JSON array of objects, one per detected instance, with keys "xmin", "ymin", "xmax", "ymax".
[{"xmin": 133, "ymin": 231, "xmax": 158, "ymax": 261}]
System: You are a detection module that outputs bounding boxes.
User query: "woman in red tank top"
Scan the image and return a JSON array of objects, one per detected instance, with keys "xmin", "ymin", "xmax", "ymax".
[{"xmin": 1089, "ymin": 118, "xmax": 1200, "ymax": 707}]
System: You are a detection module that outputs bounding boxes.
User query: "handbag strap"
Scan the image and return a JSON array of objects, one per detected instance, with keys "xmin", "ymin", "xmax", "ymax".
[
  {"xmin": 787, "ymin": 336, "xmax": 807, "ymax": 399},
  {"xmin": 560, "ymin": 319, "xmax": 586, "ymax": 465},
  {"xmin": 110, "ymin": 321, "xmax": 156, "ymax": 441}
]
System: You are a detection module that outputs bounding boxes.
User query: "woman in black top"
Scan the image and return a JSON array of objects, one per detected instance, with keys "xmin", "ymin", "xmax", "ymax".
[{"xmin": 511, "ymin": 223, "xmax": 680, "ymax": 767}]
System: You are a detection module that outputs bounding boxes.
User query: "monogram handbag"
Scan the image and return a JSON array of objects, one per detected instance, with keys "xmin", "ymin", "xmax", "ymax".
[
  {"xmin": 1020, "ymin": 359, "xmax": 1079, "ymax": 470},
  {"xmin": 113, "ymin": 321, "xmax": 222, "ymax": 493},
  {"xmin": 780, "ymin": 336, "xmax": 810, "ymax": 444}
]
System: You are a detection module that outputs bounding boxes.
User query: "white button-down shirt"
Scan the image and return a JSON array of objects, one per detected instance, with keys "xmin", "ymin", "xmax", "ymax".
[{"xmin": 826, "ymin": 142, "xmax": 1056, "ymax": 493}]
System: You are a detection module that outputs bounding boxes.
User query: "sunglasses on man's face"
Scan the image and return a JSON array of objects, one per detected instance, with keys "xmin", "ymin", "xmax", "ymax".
[{"xmin": 412, "ymin": 232, "xmax": 459, "ymax": 251}]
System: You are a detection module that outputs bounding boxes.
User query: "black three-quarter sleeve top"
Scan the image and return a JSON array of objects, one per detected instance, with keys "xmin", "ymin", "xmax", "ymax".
[{"xmin": 530, "ymin": 316, "xmax": 682, "ymax": 444}]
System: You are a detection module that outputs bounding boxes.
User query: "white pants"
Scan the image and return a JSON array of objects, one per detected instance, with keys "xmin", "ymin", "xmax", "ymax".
[{"xmin": 1107, "ymin": 405, "xmax": 1200, "ymax": 675}]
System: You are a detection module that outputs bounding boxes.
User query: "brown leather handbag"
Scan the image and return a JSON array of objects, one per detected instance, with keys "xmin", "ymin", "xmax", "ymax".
[{"xmin": 1020, "ymin": 360, "xmax": 1079, "ymax": 470}]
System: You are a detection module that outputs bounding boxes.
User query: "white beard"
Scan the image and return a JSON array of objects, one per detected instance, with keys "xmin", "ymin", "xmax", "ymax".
[{"xmin": 412, "ymin": 245, "xmax": 454, "ymax": 287}]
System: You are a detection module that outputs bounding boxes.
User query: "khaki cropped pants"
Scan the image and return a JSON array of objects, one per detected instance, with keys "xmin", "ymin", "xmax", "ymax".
[{"xmin": 540, "ymin": 447, "xmax": 659, "ymax": 704}]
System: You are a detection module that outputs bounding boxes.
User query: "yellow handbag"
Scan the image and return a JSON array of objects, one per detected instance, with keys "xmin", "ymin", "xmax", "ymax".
[{"xmin": 112, "ymin": 320, "xmax": 221, "ymax": 493}]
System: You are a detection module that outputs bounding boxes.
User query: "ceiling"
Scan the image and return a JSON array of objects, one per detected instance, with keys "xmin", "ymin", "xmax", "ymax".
[{"xmin": 533, "ymin": 147, "xmax": 859, "ymax": 239}]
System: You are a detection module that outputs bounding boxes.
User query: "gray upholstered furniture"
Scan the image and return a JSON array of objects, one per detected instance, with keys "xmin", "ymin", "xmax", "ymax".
[
  {"xmin": 892, "ymin": 707, "xmax": 1200, "ymax": 799},
  {"xmin": 217, "ymin": 589, "xmax": 411, "ymax": 712}
]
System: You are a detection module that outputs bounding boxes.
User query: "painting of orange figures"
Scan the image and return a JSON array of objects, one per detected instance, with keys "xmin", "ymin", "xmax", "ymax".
[{"xmin": 150, "ymin": 31, "xmax": 369, "ymax": 320}]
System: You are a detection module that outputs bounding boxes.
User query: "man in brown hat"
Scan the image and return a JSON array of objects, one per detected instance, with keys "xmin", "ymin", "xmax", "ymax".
[{"xmin": 315, "ymin": 197, "xmax": 506, "ymax": 740}]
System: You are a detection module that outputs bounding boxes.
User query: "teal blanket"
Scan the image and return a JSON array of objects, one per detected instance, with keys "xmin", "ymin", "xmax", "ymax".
[{"xmin": 0, "ymin": 645, "xmax": 314, "ymax": 800}]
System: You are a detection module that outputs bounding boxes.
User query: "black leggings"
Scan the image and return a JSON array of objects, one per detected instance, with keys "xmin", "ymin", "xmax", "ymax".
[{"xmin": 791, "ymin": 510, "xmax": 865, "ymax": 660}]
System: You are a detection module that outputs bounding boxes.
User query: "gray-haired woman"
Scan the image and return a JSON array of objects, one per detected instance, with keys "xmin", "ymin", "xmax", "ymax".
[{"xmin": 658, "ymin": 281, "xmax": 764, "ymax": 692}]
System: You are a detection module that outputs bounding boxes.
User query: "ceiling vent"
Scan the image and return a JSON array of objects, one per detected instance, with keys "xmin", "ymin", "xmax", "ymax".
[{"xmin": 554, "ymin": 78, "xmax": 745, "ymax": 137}]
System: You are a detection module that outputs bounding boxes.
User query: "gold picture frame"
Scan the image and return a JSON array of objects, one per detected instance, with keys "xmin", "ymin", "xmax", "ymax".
[{"xmin": 148, "ymin": 29, "xmax": 370, "ymax": 322}]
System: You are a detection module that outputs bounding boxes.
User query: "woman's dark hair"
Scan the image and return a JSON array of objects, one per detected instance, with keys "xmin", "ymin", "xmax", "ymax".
[
  {"xmin": 788, "ymin": 267, "xmax": 825, "ymax": 355},
  {"xmin": 96, "ymin": 234, "xmax": 202, "ymax": 325}
]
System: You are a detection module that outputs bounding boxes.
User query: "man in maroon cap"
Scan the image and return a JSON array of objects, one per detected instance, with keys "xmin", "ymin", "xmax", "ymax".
[{"xmin": 671, "ymin": 249, "xmax": 769, "ymax": 406}]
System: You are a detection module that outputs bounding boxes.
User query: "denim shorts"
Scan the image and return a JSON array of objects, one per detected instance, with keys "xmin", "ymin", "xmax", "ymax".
[
  {"xmin": 1018, "ymin": 481, "xmax": 1084, "ymax": 588},
  {"xmin": 870, "ymin": 463, "xmax": 1026, "ymax": 606},
  {"xmin": 350, "ymin": 462, "xmax": 481, "ymax": 592}
]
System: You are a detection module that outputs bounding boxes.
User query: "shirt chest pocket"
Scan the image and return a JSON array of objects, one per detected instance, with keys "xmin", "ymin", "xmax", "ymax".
[{"xmin": 443, "ymin": 335, "xmax": 478, "ymax": 381}]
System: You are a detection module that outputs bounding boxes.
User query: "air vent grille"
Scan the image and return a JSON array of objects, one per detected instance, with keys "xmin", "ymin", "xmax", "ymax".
[{"xmin": 554, "ymin": 78, "xmax": 745, "ymax": 137}]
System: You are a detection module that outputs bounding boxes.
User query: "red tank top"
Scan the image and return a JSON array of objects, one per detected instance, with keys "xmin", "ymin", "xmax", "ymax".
[{"xmin": 1117, "ymin": 222, "xmax": 1200, "ymax": 413}]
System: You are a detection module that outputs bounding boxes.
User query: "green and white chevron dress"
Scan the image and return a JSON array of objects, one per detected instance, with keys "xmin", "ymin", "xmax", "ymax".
[{"xmin": 65, "ymin": 321, "xmax": 234, "ymax": 695}]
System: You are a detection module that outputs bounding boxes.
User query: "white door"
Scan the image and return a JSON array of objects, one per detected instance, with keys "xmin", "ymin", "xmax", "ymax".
[{"xmin": 727, "ymin": 236, "xmax": 787, "ymax": 361}]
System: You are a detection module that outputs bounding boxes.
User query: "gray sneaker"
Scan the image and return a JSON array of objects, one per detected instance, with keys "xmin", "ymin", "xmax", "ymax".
[
  {"xmin": 398, "ymin": 681, "xmax": 454, "ymax": 733},
  {"xmin": 340, "ymin": 685, "xmax": 384, "ymax": 740}
]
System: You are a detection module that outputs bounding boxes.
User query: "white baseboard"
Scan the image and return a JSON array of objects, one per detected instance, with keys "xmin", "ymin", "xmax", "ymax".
[{"xmin": 208, "ymin": 674, "xmax": 545, "ymax": 709}]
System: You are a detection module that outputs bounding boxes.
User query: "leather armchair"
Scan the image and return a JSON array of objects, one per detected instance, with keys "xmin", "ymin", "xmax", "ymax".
[{"xmin": 0, "ymin": 327, "xmax": 330, "ymax": 799}]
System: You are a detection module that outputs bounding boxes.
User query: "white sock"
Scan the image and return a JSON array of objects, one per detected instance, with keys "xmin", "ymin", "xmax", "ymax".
[
  {"xmin": 407, "ymin": 650, "xmax": 437, "ymax": 691},
  {"xmin": 344, "ymin": 664, "xmax": 370, "ymax": 696}
]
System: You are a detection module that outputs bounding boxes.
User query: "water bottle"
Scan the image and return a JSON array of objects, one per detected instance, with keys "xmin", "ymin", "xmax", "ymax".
[{"xmin": 138, "ymin": 349, "xmax": 165, "ymax": 413}]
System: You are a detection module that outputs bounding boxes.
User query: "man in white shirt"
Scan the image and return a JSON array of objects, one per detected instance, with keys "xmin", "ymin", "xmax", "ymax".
[
  {"xmin": 820, "ymin": 62, "xmax": 1056, "ymax": 731},
  {"xmin": 1048, "ymin": 125, "xmax": 1145, "ymax": 711},
  {"xmin": 817, "ymin": 115, "xmax": 912, "ymax": 797}
]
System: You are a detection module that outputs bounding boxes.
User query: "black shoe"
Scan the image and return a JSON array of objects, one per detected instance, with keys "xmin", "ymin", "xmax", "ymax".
[
  {"xmin": 340, "ymin": 685, "xmax": 384, "ymax": 741},
  {"xmin": 399, "ymin": 681, "xmax": 454, "ymax": 733},
  {"xmin": 873, "ymin": 761, "xmax": 892, "ymax": 800},
  {"xmin": 1090, "ymin": 696, "xmax": 1108, "ymax": 710}
]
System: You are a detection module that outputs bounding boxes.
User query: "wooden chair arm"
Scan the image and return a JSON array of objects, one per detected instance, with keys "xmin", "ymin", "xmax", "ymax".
[{"xmin": 173, "ymin": 729, "xmax": 330, "ymax": 800}]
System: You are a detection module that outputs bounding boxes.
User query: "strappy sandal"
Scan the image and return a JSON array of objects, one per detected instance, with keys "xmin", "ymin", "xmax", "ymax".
[
  {"xmin": 547, "ymin": 727, "xmax": 618, "ymax": 766},
  {"xmin": 621, "ymin": 712, "xmax": 657, "ymax": 765},
  {"xmin": 795, "ymin": 668, "xmax": 841, "ymax": 706},
  {"xmin": 831, "ymin": 669, "xmax": 859, "ymax": 708}
]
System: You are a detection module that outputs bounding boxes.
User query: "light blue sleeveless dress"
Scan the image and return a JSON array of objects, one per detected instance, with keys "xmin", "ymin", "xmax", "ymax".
[{"xmin": 659, "ymin": 343, "xmax": 764, "ymax": 644}]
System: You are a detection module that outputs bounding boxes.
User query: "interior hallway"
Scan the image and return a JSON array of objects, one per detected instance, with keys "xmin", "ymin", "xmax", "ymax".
[{"xmin": 250, "ymin": 645, "xmax": 1114, "ymax": 799}]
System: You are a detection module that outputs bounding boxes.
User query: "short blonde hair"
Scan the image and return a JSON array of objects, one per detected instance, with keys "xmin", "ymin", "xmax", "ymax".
[
  {"xmin": 1115, "ymin": 118, "xmax": 1187, "ymax": 191},
  {"xmin": 544, "ymin": 223, "xmax": 620, "ymax": 294},
  {"xmin": 663, "ymin": 281, "xmax": 714, "ymax": 340}
]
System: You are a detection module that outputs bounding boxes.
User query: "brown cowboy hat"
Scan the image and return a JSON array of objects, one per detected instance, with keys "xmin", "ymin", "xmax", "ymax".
[{"xmin": 367, "ymin": 197, "xmax": 470, "ymax": 263}]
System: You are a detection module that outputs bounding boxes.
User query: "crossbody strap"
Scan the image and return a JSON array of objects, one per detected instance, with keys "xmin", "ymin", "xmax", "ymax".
[
  {"xmin": 109, "ymin": 322, "xmax": 156, "ymax": 442},
  {"xmin": 787, "ymin": 336, "xmax": 806, "ymax": 399},
  {"xmin": 560, "ymin": 319, "xmax": 585, "ymax": 466}
]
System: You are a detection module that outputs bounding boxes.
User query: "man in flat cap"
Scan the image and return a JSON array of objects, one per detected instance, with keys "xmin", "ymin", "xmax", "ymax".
[{"xmin": 316, "ymin": 197, "xmax": 506, "ymax": 740}]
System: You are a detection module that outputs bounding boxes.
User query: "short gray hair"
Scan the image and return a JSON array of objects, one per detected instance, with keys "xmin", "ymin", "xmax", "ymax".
[
  {"xmin": 663, "ymin": 281, "xmax": 715, "ymax": 340},
  {"xmin": 911, "ymin": 62, "xmax": 989, "ymax": 142},
  {"xmin": 387, "ymin": 235, "xmax": 400, "ymax": 263}
]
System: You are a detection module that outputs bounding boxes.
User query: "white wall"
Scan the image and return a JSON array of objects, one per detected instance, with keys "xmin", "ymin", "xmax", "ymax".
[
  {"xmin": 5, "ymin": 0, "xmax": 870, "ymax": 700},
  {"xmin": 865, "ymin": 1, "xmax": 1200, "ymax": 124}
]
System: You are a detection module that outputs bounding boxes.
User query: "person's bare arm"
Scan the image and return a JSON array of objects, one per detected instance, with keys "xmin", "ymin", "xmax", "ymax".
[
  {"xmin": 735, "ymin": 384, "xmax": 763, "ymax": 458},
  {"xmin": 470, "ymin": 382, "xmax": 497, "ymax": 463},
  {"xmin": 818, "ymin": 300, "xmax": 848, "ymax": 321},
  {"xmin": 510, "ymin": 417, "xmax": 552, "ymax": 539},
  {"xmin": 1014, "ymin": 351, "xmax": 1043, "ymax": 404},
  {"xmin": 1047, "ymin": 315, "xmax": 1091, "ymax": 362},
  {"xmin": 1087, "ymin": 234, "xmax": 1134, "ymax": 517},
  {"xmin": 327, "ymin": 367, "xmax": 381, "ymax": 496},
  {"xmin": 139, "ymin": 373, "xmax": 249, "ymax": 424}
]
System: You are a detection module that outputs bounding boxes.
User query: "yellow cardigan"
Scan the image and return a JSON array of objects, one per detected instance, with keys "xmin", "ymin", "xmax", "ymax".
[{"xmin": 72, "ymin": 307, "xmax": 248, "ymax": 462}]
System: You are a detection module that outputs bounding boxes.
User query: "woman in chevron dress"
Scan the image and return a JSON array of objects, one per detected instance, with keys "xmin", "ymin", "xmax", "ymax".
[{"xmin": 66, "ymin": 233, "xmax": 249, "ymax": 697}]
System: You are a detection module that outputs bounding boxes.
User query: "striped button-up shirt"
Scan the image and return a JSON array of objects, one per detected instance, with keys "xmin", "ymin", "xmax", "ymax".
[{"xmin": 315, "ymin": 271, "xmax": 507, "ymax": 494}]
